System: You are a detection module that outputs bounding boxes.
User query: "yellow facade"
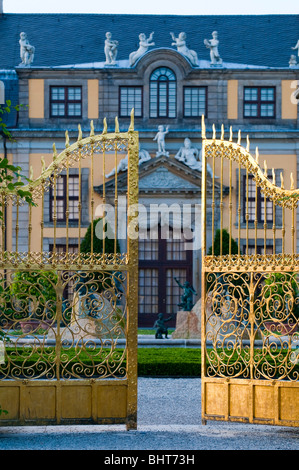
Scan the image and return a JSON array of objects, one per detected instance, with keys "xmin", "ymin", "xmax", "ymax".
[{"xmin": 28, "ymin": 79, "xmax": 44, "ymax": 119}]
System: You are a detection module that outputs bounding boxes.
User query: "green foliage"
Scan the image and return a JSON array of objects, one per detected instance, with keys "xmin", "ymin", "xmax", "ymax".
[
  {"xmin": 208, "ymin": 228, "xmax": 238, "ymax": 256},
  {"xmin": 263, "ymin": 272, "xmax": 299, "ymax": 320},
  {"xmin": 80, "ymin": 217, "xmax": 119, "ymax": 254},
  {"xmin": 79, "ymin": 217, "xmax": 120, "ymax": 294},
  {"xmin": 0, "ymin": 100, "xmax": 35, "ymax": 220},
  {"xmin": 10, "ymin": 270, "xmax": 58, "ymax": 318}
]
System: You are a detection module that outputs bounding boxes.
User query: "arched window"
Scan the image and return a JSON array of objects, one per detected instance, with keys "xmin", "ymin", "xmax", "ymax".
[{"xmin": 150, "ymin": 67, "xmax": 176, "ymax": 118}]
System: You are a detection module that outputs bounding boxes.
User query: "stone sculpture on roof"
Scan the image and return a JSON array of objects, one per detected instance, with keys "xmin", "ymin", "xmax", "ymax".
[
  {"xmin": 153, "ymin": 125, "xmax": 169, "ymax": 157},
  {"xmin": 170, "ymin": 32, "xmax": 199, "ymax": 66},
  {"xmin": 105, "ymin": 147, "xmax": 151, "ymax": 178},
  {"xmin": 104, "ymin": 32, "xmax": 118, "ymax": 65},
  {"xmin": 289, "ymin": 55, "xmax": 297, "ymax": 67},
  {"xmin": 19, "ymin": 32, "xmax": 35, "ymax": 66},
  {"xmin": 204, "ymin": 31, "xmax": 223, "ymax": 66},
  {"xmin": 129, "ymin": 32, "xmax": 155, "ymax": 66},
  {"xmin": 292, "ymin": 40, "xmax": 299, "ymax": 56}
]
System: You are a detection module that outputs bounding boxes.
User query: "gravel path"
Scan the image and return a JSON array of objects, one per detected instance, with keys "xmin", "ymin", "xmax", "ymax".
[{"xmin": 0, "ymin": 378, "xmax": 298, "ymax": 451}]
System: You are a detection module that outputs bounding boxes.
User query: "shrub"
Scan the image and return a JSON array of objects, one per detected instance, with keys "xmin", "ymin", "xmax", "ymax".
[{"xmin": 10, "ymin": 270, "xmax": 58, "ymax": 319}]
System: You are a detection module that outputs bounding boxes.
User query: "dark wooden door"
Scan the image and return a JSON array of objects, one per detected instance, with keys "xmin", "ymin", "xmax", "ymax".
[{"xmin": 138, "ymin": 226, "xmax": 193, "ymax": 327}]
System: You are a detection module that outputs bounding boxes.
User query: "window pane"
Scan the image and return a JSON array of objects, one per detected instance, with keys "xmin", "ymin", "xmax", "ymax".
[
  {"xmin": 260, "ymin": 104, "xmax": 274, "ymax": 117},
  {"xmin": 51, "ymin": 103, "xmax": 65, "ymax": 116},
  {"xmin": 184, "ymin": 87, "xmax": 206, "ymax": 116},
  {"xmin": 244, "ymin": 104, "xmax": 257, "ymax": 117},
  {"xmin": 244, "ymin": 88, "xmax": 258, "ymax": 101},
  {"xmin": 120, "ymin": 87, "xmax": 142, "ymax": 117},
  {"xmin": 68, "ymin": 87, "xmax": 81, "ymax": 100},
  {"xmin": 261, "ymin": 88, "xmax": 274, "ymax": 101},
  {"xmin": 68, "ymin": 103, "xmax": 81, "ymax": 116},
  {"xmin": 51, "ymin": 87, "xmax": 65, "ymax": 100}
]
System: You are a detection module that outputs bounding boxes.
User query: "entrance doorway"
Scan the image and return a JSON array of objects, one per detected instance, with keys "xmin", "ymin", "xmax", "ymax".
[{"xmin": 138, "ymin": 225, "xmax": 193, "ymax": 327}]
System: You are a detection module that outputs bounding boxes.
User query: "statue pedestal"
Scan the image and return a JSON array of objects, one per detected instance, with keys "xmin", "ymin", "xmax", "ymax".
[
  {"xmin": 172, "ymin": 299, "xmax": 201, "ymax": 339},
  {"xmin": 47, "ymin": 294, "xmax": 125, "ymax": 342}
]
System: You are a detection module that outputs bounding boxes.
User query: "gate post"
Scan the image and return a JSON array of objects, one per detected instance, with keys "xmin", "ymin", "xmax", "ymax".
[{"xmin": 126, "ymin": 126, "xmax": 139, "ymax": 431}]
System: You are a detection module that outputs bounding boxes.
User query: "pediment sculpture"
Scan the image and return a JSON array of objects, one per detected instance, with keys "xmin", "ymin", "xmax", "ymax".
[
  {"xmin": 129, "ymin": 32, "xmax": 155, "ymax": 66},
  {"xmin": 104, "ymin": 32, "xmax": 118, "ymax": 65},
  {"xmin": 170, "ymin": 32, "xmax": 199, "ymax": 66},
  {"xmin": 175, "ymin": 138, "xmax": 214, "ymax": 176},
  {"xmin": 19, "ymin": 32, "xmax": 35, "ymax": 66},
  {"xmin": 204, "ymin": 31, "xmax": 223, "ymax": 66},
  {"xmin": 105, "ymin": 147, "xmax": 151, "ymax": 178}
]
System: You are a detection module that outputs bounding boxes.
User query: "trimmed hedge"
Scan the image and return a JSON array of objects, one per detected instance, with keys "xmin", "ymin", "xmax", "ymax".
[{"xmin": 138, "ymin": 348, "xmax": 201, "ymax": 376}]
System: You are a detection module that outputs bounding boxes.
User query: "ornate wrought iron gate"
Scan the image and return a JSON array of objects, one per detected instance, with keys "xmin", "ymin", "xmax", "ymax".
[
  {"xmin": 201, "ymin": 117, "xmax": 299, "ymax": 427},
  {"xmin": 0, "ymin": 113, "xmax": 139, "ymax": 429}
]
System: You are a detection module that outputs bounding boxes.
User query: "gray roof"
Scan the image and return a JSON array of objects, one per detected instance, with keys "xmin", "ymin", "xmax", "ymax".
[{"xmin": 0, "ymin": 13, "xmax": 298, "ymax": 69}]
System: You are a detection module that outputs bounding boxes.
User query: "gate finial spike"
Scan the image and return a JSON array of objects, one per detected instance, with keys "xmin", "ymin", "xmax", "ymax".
[
  {"xmin": 77, "ymin": 124, "xmax": 82, "ymax": 141},
  {"xmin": 90, "ymin": 120, "xmax": 94, "ymax": 136},
  {"xmin": 129, "ymin": 108, "xmax": 134, "ymax": 131},
  {"xmin": 264, "ymin": 160, "xmax": 267, "ymax": 176},
  {"xmin": 201, "ymin": 115, "xmax": 206, "ymax": 139},
  {"xmin": 229, "ymin": 126, "xmax": 233, "ymax": 142},
  {"xmin": 53, "ymin": 143, "xmax": 57, "ymax": 160},
  {"xmin": 237, "ymin": 130, "xmax": 241, "ymax": 145},
  {"xmin": 255, "ymin": 147, "xmax": 259, "ymax": 164},
  {"xmin": 102, "ymin": 117, "xmax": 107, "ymax": 134},
  {"xmin": 246, "ymin": 135, "xmax": 250, "ymax": 152},
  {"xmin": 212, "ymin": 124, "xmax": 216, "ymax": 140},
  {"xmin": 272, "ymin": 168, "xmax": 276, "ymax": 185},
  {"xmin": 65, "ymin": 130, "xmax": 70, "ymax": 148},
  {"xmin": 280, "ymin": 172, "xmax": 284, "ymax": 189},
  {"xmin": 291, "ymin": 172, "xmax": 294, "ymax": 190},
  {"xmin": 41, "ymin": 156, "xmax": 46, "ymax": 173},
  {"xmin": 115, "ymin": 116, "xmax": 119, "ymax": 133},
  {"xmin": 29, "ymin": 165, "xmax": 34, "ymax": 181},
  {"xmin": 221, "ymin": 124, "xmax": 224, "ymax": 140}
]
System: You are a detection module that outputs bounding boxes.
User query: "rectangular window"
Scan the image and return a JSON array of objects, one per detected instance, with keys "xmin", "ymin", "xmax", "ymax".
[
  {"xmin": 119, "ymin": 87, "xmax": 142, "ymax": 117},
  {"xmin": 50, "ymin": 175, "xmax": 80, "ymax": 222},
  {"xmin": 184, "ymin": 87, "xmax": 207, "ymax": 117},
  {"xmin": 49, "ymin": 244, "xmax": 78, "ymax": 301},
  {"xmin": 243, "ymin": 175, "xmax": 273, "ymax": 223},
  {"xmin": 243, "ymin": 86, "xmax": 275, "ymax": 118},
  {"xmin": 50, "ymin": 86, "xmax": 82, "ymax": 118}
]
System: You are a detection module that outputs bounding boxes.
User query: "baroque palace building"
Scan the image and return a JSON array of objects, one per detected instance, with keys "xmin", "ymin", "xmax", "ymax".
[{"xmin": 0, "ymin": 8, "xmax": 298, "ymax": 326}]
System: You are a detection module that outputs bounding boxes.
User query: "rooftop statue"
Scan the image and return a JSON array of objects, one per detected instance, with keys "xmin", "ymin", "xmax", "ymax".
[
  {"xmin": 175, "ymin": 138, "xmax": 214, "ymax": 176},
  {"xmin": 153, "ymin": 125, "xmax": 169, "ymax": 157},
  {"xmin": 104, "ymin": 32, "xmax": 118, "ymax": 65},
  {"xmin": 292, "ymin": 40, "xmax": 299, "ymax": 57},
  {"xmin": 204, "ymin": 31, "xmax": 223, "ymax": 66},
  {"xmin": 129, "ymin": 32, "xmax": 155, "ymax": 66},
  {"xmin": 19, "ymin": 32, "xmax": 35, "ymax": 66},
  {"xmin": 289, "ymin": 54, "xmax": 297, "ymax": 67},
  {"xmin": 105, "ymin": 147, "xmax": 151, "ymax": 178},
  {"xmin": 170, "ymin": 32, "xmax": 199, "ymax": 66}
]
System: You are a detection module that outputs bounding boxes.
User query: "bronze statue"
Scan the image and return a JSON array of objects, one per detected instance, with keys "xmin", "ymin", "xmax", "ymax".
[
  {"xmin": 174, "ymin": 277, "xmax": 197, "ymax": 311},
  {"xmin": 153, "ymin": 313, "xmax": 173, "ymax": 339}
]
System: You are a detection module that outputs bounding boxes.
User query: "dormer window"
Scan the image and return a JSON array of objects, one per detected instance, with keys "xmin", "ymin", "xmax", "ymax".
[{"xmin": 150, "ymin": 67, "xmax": 176, "ymax": 118}]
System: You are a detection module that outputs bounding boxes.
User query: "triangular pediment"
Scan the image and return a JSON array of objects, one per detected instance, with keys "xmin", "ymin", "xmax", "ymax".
[{"xmin": 94, "ymin": 155, "xmax": 207, "ymax": 196}]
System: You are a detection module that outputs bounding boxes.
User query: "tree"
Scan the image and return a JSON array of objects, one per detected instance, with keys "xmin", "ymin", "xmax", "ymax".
[
  {"xmin": 208, "ymin": 228, "xmax": 238, "ymax": 256},
  {"xmin": 0, "ymin": 100, "xmax": 34, "ymax": 221}
]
